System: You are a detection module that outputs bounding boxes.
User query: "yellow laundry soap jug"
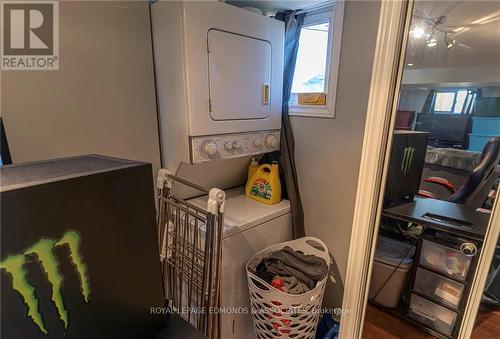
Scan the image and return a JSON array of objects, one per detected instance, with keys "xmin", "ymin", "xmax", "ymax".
[
  {"xmin": 245, "ymin": 161, "xmax": 281, "ymax": 205},
  {"xmin": 246, "ymin": 157, "xmax": 259, "ymax": 187}
]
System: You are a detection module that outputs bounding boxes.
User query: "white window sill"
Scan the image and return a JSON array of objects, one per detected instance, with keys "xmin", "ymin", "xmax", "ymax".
[{"xmin": 289, "ymin": 105, "xmax": 335, "ymax": 118}]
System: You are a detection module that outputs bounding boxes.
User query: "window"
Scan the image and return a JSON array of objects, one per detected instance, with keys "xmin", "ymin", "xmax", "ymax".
[
  {"xmin": 432, "ymin": 89, "xmax": 477, "ymax": 114},
  {"xmin": 454, "ymin": 90, "xmax": 468, "ymax": 113},
  {"xmin": 434, "ymin": 92, "xmax": 456, "ymax": 112},
  {"xmin": 289, "ymin": 2, "xmax": 344, "ymax": 118},
  {"xmin": 291, "ymin": 22, "xmax": 329, "ymax": 96}
]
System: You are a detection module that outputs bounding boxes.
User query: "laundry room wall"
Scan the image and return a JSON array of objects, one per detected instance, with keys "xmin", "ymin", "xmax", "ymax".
[
  {"xmin": 1, "ymin": 1, "xmax": 161, "ymax": 175},
  {"xmin": 291, "ymin": 0, "xmax": 382, "ymax": 309}
]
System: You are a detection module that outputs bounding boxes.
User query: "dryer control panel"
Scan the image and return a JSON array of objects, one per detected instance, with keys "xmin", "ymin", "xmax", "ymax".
[{"xmin": 190, "ymin": 130, "xmax": 280, "ymax": 164}]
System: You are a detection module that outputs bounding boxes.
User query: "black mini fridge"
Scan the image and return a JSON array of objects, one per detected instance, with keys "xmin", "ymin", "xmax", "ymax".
[
  {"xmin": 384, "ymin": 131, "xmax": 429, "ymax": 206},
  {"xmin": 0, "ymin": 155, "xmax": 165, "ymax": 338}
]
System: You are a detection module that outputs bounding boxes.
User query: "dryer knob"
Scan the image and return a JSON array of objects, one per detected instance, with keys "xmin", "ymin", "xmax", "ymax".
[
  {"xmin": 253, "ymin": 139, "xmax": 262, "ymax": 148},
  {"xmin": 224, "ymin": 142, "xmax": 233, "ymax": 151},
  {"xmin": 232, "ymin": 141, "xmax": 242, "ymax": 150},
  {"xmin": 202, "ymin": 142, "xmax": 218, "ymax": 157},
  {"xmin": 265, "ymin": 135, "xmax": 278, "ymax": 149}
]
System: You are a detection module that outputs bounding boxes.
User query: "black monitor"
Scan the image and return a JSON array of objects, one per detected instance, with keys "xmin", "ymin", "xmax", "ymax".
[{"xmin": 415, "ymin": 113, "xmax": 472, "ymax": 149}]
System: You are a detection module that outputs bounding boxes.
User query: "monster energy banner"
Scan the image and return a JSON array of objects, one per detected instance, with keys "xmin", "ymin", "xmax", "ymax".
[{"xmin": 1, "ymin": 156, "xmax": 165, "ymax": 338}]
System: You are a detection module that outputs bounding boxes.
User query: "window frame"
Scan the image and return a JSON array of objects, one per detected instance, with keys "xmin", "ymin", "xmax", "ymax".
[
  {"xmin": 432, "ymin": 88, "xmax": 471, "ymax": 114},
  {"xmin": 289, "ymin": 1, "xmax": 345, "ymax": 119}
]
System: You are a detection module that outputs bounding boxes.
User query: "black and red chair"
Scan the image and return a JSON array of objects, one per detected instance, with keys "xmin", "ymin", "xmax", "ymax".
[{"xmin": 418, "ymin": 137, "xmax": 500, "ymax": 208}]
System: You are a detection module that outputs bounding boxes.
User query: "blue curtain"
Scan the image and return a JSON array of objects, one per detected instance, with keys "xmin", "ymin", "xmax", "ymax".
[{"xmin": 275, "ymin": 11, "xmax": 306, "ymax": 238}]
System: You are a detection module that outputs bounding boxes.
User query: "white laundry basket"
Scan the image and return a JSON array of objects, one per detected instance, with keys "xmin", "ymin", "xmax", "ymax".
[{"xmin": 246, "ymin": 237, "xmax": 330, "ymax": 339}]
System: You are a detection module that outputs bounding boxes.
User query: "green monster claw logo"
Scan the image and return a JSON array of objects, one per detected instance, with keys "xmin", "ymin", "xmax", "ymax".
[
  {"xmin": 0, "ymin": 230, "xmax": 90, "ymax": 334},
  {"xmin": 401, "ymin": 146, "xmax": 415, "ymax": 175}
]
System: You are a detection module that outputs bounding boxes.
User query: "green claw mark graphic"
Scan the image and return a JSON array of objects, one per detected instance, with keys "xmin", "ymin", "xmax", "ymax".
[
  {"xmin": 56, "ymin": 230, "xmax": 90, "ymax": 303},
  {"xmin": 0, "ymin": 230, "xmax": 90, "ymax": 335},
  {"xmin": 25, "ymin": 239, "xmax": 68, "ymax": 329},
  {"xmin": 0, "ymin": 255, "xmax": 48, "ymax": 334},
  {"xmin": 401, "ymin": 147, "xmax": 415, "ymax": 175}
]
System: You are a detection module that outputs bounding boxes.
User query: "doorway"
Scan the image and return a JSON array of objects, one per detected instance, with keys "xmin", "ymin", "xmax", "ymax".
[{"xmin": 340, "ymin": 0, "xmax": 500, "ymax": 338}]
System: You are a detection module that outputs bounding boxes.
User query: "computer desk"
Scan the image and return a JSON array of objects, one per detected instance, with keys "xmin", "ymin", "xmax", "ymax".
[
  {"xmin": 382, "ymin": 198, "xmax": 491, "ymax": 338},
  {"xmin": 382, "ymin": 197, "xmax": 490, "ymax": 241}
]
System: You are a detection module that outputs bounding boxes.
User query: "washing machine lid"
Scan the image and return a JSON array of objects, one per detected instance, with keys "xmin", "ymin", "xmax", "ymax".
[
  {"xmin": 374, "ymin": 236, "xmax": 415, "ymax": 269},
  {"xmin": 187, "ymin": 186, "xmax": 291, "ymax": 238}
]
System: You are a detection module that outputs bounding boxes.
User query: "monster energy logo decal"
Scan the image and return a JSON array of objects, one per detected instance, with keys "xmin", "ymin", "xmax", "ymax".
[
  {"xmin": 401, "ymin": 146, "xmax": 415, "ymax": 175},
  {"xmin": 0, "ymin": 230, "xmax": 90, "ymax": 334}
]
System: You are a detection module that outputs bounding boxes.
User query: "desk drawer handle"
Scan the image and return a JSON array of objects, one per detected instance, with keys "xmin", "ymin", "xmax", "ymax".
[{"xmin": 460, "ymin": 242, "xmax": 477, "ymax": 257}]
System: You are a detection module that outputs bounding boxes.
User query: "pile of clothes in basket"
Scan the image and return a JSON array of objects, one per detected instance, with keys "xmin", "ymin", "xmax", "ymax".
[{"xmin": 248, "ymin": 246, "xmax": 328, "ymax": 294}]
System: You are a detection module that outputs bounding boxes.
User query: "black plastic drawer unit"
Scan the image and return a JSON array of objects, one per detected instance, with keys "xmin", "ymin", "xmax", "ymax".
[{"xmin": 405, "ymin": 229, "xmax": 481, "ymax": 339}]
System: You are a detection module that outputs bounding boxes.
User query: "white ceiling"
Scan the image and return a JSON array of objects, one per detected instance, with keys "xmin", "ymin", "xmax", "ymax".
[
  {"xmin": 228, "ymin": 0, "xmax": 499, "ymax": 73},
  {"xmin": 405, "ymin": 0, "xmax": 500, "ymax": 69},
  {"xmin": 226, "ymin": 0, "xmax": 325, "ymax": 15}
]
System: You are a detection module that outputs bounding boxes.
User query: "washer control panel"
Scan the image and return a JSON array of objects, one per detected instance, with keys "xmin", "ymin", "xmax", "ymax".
[{"xmin": 190, "ymin": 130, "xmax": 280, "ymax": 164}]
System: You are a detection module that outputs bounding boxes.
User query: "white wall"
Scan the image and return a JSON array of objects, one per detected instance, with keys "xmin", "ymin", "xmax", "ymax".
[
  {"xmin": 402, "ymin": 66, "xmax": 500, "ymax": 85},
  {"xmin": 291, "ymin": 0, "xmax": 381, "ymax": 308},
  {"xmin": 1, "ymin": 1, "xmax": 161, "ymax": 175}
]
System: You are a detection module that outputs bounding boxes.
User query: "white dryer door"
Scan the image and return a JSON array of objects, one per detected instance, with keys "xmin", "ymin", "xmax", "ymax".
[{"xmin": 208, "ymin": 29, "xmax": 272, "ymax": 121}]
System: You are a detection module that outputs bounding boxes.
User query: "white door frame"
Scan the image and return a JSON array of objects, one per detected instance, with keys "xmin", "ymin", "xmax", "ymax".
[
  {"xmin": 338, "ymin": 0, "xmax": 411, "ymax": 337},
  {"xmin": 338, "ymin": 0, "xmax": 500, "ymax": 338}
]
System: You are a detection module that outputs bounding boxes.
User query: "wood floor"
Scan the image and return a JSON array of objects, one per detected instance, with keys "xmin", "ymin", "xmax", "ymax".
[{"xmin": 362, "ymin": 304, "xmax": 500, "ymax": 339}]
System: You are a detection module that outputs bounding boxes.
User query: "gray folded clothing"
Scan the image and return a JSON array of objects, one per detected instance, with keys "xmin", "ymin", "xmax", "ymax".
[
  {"xmin": 281, "ymin": 275, "xmax": 310, "ymax": 294},
  {"xmin": 264, "ymin": 246, "xmax": 328, "ymax": 289}
]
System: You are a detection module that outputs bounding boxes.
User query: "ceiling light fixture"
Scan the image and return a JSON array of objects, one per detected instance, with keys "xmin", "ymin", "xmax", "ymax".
[
  {"xmin": 410, "ymin": 27, "xmax": 425, "ymax": 39},
  {"xmin": 426, "ymin": 38, "xmax": 437, "ymax": 47},
  {"xmin": 407, "ymin": 63, "xmax": 414, "ymax": 66},
  {"xmin": 445, "ymin": 32, "xmax": 456, "ymax": 49}
]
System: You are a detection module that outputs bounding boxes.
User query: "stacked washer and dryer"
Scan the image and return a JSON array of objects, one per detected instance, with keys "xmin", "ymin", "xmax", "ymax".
[{"xmin": 151, "ymin": 1, "xmax": 290, "ymax": 338}]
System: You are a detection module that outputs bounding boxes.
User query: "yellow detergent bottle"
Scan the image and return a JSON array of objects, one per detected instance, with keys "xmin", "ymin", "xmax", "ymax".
[{"xmin": 245, "ymin": 161, "xmax": 281, "ymax": 205}]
